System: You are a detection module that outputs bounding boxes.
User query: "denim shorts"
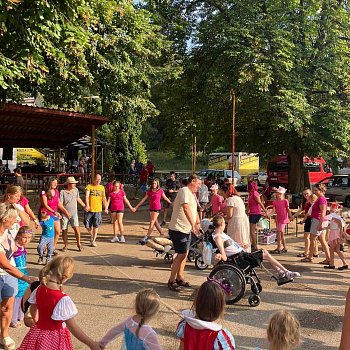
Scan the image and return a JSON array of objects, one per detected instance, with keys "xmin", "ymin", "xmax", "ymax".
[
  {"xmin": 84, "ymin": 212, "xmax": 102, "ymax": 228},
  {"xmin": 61, "ymin": 214, "xmax": 79, "ymax": 230},
  {"xmin": 168, "ymin": 229, "xmax": 191, "ymax": 254},
  {"xmin": 249, "ymin": 214, "xmax": 261, "ymax": 224},
  {"xmin": 0, "ymin": 274, "xmax": 18, "ymax": 300}
]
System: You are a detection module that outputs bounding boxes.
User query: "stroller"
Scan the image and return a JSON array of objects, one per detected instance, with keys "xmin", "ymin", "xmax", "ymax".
[{"xmin": 145, "ymin": 237, "xmax": 175, "ymax": 263}]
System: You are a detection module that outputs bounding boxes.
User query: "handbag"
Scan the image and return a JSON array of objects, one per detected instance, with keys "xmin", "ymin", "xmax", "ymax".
[{"xmin": 202, "ymin": 241, "xmax": 213, "ymax": 265}]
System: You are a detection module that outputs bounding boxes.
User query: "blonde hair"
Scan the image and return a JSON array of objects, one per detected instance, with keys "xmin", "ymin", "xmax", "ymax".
[
  {"xmin": 135, "ymin": 288, "xmax": 160, "ymax": 338},
  {"xmin": 41, "ymin": 256, "xmax": 74, "ymax": 291},
  {"xmin": 309, "ymin": 194, "xmax": 317, "ymax": 202},
  {"xmin": 267, "ymin": 310, "xmax": 300, "ymax": 350},
  {"xmin": 3, "ymin": 185, "xmax": 21, "ymax": 202},
  {"xmin": 151, "ymin": 179, "xmax": 161, "ymax": 190},
  {"xmin": 0, "ymin": 203, "xmax": 18, "ymax": 224}
]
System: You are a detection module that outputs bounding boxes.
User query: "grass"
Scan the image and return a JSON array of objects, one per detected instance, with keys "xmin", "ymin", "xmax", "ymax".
[{"xmin": 147, "ymin": 150, "xmax": 208, "ymax": 171}]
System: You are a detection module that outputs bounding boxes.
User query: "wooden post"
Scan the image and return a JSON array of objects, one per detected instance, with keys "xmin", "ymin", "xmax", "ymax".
[
  {"xmin": 91, "ymin": 124, "xmax": 95, "ymax": 180},
  {"xmin": 193, "ymin": 136, "xmax": 197, "ymax": 174},
  {"xmin": 56, "ymin": 147, "xmax": 61, "ymax": 173},
  {"xmin": 230, "ymin": 90, "xmax": 236, "ymax": 184}
]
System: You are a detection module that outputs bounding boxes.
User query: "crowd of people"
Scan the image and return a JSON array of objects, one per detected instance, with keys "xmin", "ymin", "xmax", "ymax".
[{"xmin": 0, "ymin": 167, "xmax": 348, "ymax": 349}]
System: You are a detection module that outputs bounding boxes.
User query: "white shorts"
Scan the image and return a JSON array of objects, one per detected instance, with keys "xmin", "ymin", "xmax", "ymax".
[
  {"xmin": 61, "ymin": 214, "xmax": 79, "ymax": 230},
  {"xmin": 310, "ymin": 218, "xmax": 328, "ymax": 235}
]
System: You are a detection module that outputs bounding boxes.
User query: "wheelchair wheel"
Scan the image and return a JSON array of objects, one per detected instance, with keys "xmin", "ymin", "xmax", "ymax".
[
  {"xmin": 195, "ymin": 256, "xmax": 208, "ymax": 270},
  {"xmin": 248, "ymin": 294, "xmax": 260, "ymax": 307},
  {"xmin": 209, "ymin": 264, "xmax": 246, "ymax": 304},
  {"xmin": 164, "ymin": 253, "xmax": 173, "ymax": 264},
  {"xmin": 187, "ymin": 251, "xmax": 196, "ymax": 262}
]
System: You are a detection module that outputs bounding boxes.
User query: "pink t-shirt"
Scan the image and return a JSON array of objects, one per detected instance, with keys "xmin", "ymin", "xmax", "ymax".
[
  {"xmin": 311, "ymin": 196, "xmax": 327, "ymax": 220},
  {"xmin": 109, "ymin": 190, "xmax": 125, "ymax": 212},
  {"xmin": 18, "ymin": 196, "xmax": 29, "ymax": 227},
  {"xmin": 273, "ymin": 199, "xmax": 290, "ymax": 224},
  {"xmin": 248, "ymin": 191, "xmax": 261, "ymax": 215},
  {"xmin": 210, "ymin": 194, "xmax": 223, "ymax": 215},
  {"xmin": 40, "ymin": 190, "xmax": 59, "ymax": 216},
  {"xmin": 147, "ymin": 189, "xmax": 164, "ymax": 211}
]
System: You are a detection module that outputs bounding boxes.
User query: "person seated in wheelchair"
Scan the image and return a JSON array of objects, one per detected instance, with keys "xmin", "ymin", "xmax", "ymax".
[{"xmin": 211, "ymin": 215, "xmax": 301, "ymax": 282}]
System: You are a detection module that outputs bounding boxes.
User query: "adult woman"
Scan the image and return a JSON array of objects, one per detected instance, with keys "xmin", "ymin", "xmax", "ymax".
[
  {"xmin": 221, "ymin": 183, "xmax": 251, "ymax": 252},
  {"xmin": 60, "ymin": 177, "xmax": 86, "ymax": 252},
  {"xmin": 247, "ymin": 181, "xmax": 267, "ymax": 251},
  {"xmin": 39, "ymin": 177, "xmax": 70, "ymax": 253},
  {"xmin": 301, "ymin": 183, "xmax": 330, "ymax": 264},
  {"xmin": 0, "ymin": 203, "xmax": 37, "ymax": 350},
  {"xmin": 135, "ymin": 179, "xmax": 171, "ymax": 244}
]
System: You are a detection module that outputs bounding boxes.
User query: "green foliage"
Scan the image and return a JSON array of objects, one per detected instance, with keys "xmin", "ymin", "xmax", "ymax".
[{"xmin": 0, "ymin": 0, "xmax": 178, "ymax": 171}]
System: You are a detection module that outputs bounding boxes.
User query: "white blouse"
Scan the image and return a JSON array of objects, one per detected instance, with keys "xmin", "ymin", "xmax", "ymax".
[{"xmin": 29, "ymin": 288, "xmax": 78, "ymax": 321}]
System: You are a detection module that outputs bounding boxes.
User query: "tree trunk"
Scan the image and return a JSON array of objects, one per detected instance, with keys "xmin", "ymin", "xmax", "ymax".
[{"xmin": 288, "ymin": 152, "xmax": 305, "ymax": 194}]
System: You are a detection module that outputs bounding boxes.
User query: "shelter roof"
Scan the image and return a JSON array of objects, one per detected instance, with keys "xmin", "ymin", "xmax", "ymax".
[{"xmin": 0, "ymin": 103, "xmax": 108, "ymax": 148}]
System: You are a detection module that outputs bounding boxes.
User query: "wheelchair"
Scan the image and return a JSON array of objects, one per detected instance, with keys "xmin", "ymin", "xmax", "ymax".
[{"xmin": 209, "ymin": 254, "xmax": 262, "ymax": 307}]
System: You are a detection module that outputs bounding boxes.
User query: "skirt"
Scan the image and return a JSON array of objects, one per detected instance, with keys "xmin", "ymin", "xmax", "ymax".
[
  {"xmin": 18, "ymin": 324, "xmax": 73, "ymax": 350},
  {"xmin": 227, "ymin": 215, "xmax": 251, "ymax": 252},
  {"xmin": 328, "ymin": 229, "xmax": 342, "ymax": 245}
]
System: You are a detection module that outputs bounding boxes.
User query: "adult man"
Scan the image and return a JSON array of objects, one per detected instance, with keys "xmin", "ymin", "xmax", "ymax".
[
  {"xmin": 167, "ymin": 174, "xmax": 201, "ymax": 292},
  {"xmin": 13, "ymin": 168, "xmax": 24, "ymax": 188},
  {"xmin": 160, "ymin": 171, "xmax": 180, "ymax": 226},
  {"xmin": 60, "ymin": 176, "xmax": 86, "ymax": 251},
  {"xmin": 84, "ymin": 173, "xmax": 107, "ymax": 247}
]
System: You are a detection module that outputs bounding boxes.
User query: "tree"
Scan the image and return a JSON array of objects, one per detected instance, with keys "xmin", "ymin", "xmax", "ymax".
[
  {"xmin": 0, "ymin": 0, "xmax": 178, "ymax": 171},
  {"xmin": 151, "ymin": 0, "xmax": 350, "ymax": 192}
]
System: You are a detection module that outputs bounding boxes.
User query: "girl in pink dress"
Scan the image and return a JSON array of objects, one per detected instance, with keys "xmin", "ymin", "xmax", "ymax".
[
  {"xmin": 106, "ymin": 181, "xmax": 135, "ymax": 243},
  {"xmin": 18, "ymin": 256, "xmax": 100, "ymax": 350},
  {"xmin": 205, "ymin": 184, "xmax": 223, "ymax": 217},
  {"xmin": 135, "ymin": 179, "xmax": 172, "ymax": 244},
  {"xmin": 40, "ymin": 177, "xmax": 70, "ymax": 253},
  {"xmin": 324, "ymin": 203, "xmax": 348, "ymax": 270},
  {"xmin": 269, "ymin": 187, "xmax": 292, "ymax": 254}
]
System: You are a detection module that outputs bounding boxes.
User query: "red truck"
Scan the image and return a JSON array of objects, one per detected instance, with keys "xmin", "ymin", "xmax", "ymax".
[{"xmin": 267, "ymin": 155, "xmax": 333, "ymax": 187}]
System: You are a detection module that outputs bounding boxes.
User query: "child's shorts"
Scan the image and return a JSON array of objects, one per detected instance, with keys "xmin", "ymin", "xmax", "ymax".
[{"xmin": 276, "ymin": 223, "xmax": 287, "ymax": 232}]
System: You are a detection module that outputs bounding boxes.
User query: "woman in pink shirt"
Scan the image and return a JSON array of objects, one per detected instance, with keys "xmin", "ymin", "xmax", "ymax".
[
  {"xmin": 135, "ymin": 179, "xmax": 172, "ymax": 244},
  {"xmin": 301, "ymin": 183, "xmax": 331, "ymax": 264},
  {"xmin": 106, "ymin": 181, "xmax": 135, "ymax": 243},
  {"xmin": 248, "ymin": 181, "xmax": 267, "ymax": 251},
  {"xmin": 269, "ymin": 187, "xmax": 291, "ymax": 254},
  {"xmin": 39, "ymin": 177, "xmax": 70, "ymax": 253}
]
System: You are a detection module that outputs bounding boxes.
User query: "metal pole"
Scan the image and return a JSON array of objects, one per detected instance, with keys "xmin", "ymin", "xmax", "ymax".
[
  {"xmin": 230, "ymin": 90, "xmax": 236, "ymax": 183},
  {"xmin": 57, "ymin": 147, "xmax": 61, "ymax": 173},
  {"xmin": 101, "ymin": 146, "xmax": 104, "ymax": 175},
  {"xmin": 91, "ymin": 124, "xmax": 95, "ymax": 180},
  {"xmin": 193, "ymin": 136, "xmax": 197, "ymax": 173}
]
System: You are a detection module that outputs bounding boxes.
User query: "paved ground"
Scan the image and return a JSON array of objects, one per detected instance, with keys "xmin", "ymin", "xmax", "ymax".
[{"xmin": 8, "ymin": 205, "xmax": 348, "ymax": 349}]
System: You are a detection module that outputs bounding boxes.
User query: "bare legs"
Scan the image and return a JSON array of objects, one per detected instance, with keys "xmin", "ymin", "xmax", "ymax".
[
  {"xmin": 169, "ymin": 252, "xmax": 187, "ymax": 283},
  {"xmin": 62, "ymin": 227, "xmax": 81, "ymax": 250},
  {"xmin": 146, "ymin": 212, "xmax": 163, "ymax": 238},
  {"xmin": 249, "ymin": 223, "xmax": 257, "ymax": 250},
  {"xmin": 111, "ymin": 213, "xmax": 124, "ymax": 239},
  {"xmin": 329, "ymin": 241, "xmax": 348, "ymax": 267},
  {"xmin": 1, "ymin": 297, "xmax": 14, "ymax": 340}
]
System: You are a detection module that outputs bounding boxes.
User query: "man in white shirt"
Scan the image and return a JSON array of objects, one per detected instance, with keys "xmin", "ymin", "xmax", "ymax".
[{"xmin": 167, "ymin": 175, "xmax": 201, "ymax": 292}]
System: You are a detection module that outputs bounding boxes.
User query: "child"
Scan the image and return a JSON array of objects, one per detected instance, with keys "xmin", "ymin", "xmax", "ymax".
[
  {"xmin": 99, "ymin": 288, "xmax": 162, "ymax": 350},
  {"xmin": 106, "ymin": 180, "xmax": 135, "ymax": 243},
  {"xmin": 175, "ymin": 280, "xmax": 236, "ymax": 349},
  {"xmin": 136, "ymin": 179, "xmax": 172, "ymax": 245},
  {"xmin": 205, "ymin": 184, "xmax": 223, "ymax": 217},
  {"xmin": 18, "ymin": 256, "xmax": 100, "ymax": 350},
  {"xmin": 324, "ymin": 203, "xmax": 348, "ymax": 270},
  {"xmin": 212, "ymin": 215, "xmax": 301, "ymax": 282},
  {"xmin": 37, "ymin": 211, "xmax": 59, "ymax": 265},
  {"xmin": 264, "ymin": 310, "xmax": 300, "ymax": 350},
  {"xmin": 269, "ymin": 187, "xmax": 292, "ymax": 254},
  {"xmin": 11, "ymin": 226, "xmax": 32, "ymax": 328}
]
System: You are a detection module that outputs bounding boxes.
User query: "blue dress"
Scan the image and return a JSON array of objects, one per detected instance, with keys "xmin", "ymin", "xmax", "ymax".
[{"xmin": 13, "ymin": 245, "xmax": 29, "ymax": 297}]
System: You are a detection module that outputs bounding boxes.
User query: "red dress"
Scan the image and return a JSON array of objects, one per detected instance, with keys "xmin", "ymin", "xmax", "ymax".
[{"xmin": 18, "ymin": 286, "xmax": 75, "ymax": 350}]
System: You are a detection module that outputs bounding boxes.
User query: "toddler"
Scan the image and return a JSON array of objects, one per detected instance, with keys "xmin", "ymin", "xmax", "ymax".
[
  {"xmin": 324, "ymin": 203, "xmax": 348, "ymax": 270},
  {"xmin": 176, "ymin": 279, "xmax": 235, "ymax": 349},
  {"xmin": 37, "ymin": 211, "xmax": 59, "ymax": 264},
  {"xmin": 100, "ymin": 288, "xmax": 162, "ymax": 350},
  {"xmin": 11, "ymin": 226, "xmax": 32, "ymax": 328},
  {"xmin": 18, "ymin": 256, "xmax": 100, "ymax": 350}
]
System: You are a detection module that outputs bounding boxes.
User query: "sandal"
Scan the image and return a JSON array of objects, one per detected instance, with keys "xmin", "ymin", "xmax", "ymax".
[
  {"xmin": 61, "ymin": 247, "xmax": 67, "ymax": 252},
  {"xmin": 270, "ymin": 249, "xmax": 281, "ymax": 254},
  {"xmin": 297, "ymin": 253, "xmax": 306, "ymax": 257},
  {"xmin": 319, "ymin": 260, "xmax": 330, "ymax": 265},
  {"xmin": 324, "ymin": 265, "xmax": 335, "ymax": 269},
  {"xmin": 301, "ymin": 257, "xmax": 313, "ymax": 263},
  {"xmin": 77, "ymin": 245, "xmax": 84, "ymax": 252},
  {"xmin": 176, "ymin": 279, "xmax": 191, "ymax": 287},
  {"xmin": 0, "ymin": 336, "xmax": 16, "ymax": 350},
  {"xmin": 168, "ymin": 281, "xmax": 181, "ymax": 292},
  {"xmin": 281, "ymin": 249, "xmax": 288, "ymax": 254},
  {"xmin": 9, "ymin": 321, "xmax": 22, "ymax": 328}
]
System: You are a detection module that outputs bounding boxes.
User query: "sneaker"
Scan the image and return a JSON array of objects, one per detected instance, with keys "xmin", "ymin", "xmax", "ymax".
[
  {"xmin": 119, "ymin": 235, "xmax": 126, "ymax": 243},
  {"xmin": 160, "ymin": 221, "xmax": 166, "ymax": 227},
  {"xmin": 285, "ymin": 271, "xmax": 301, "ymax": 278},
  {"xmin": 139, "ymin": 236, "xmax": 149, "ymax": 245},
  {"xmin": 45, "ymin": 257, "xmax": 51, "ymax": 264},
  {"xmin": 52, "ymin": 250, "xmax": 58, "ymax": 256},
  {"xmin": 37, "ymin": 257, "xmax": 44, "ymax": 265},
  {"xmin": 91, "ymin": 241, "xmax": 97, "ymax": 247},
  {"xmin": 110, "ymin": 236, "xmax": 119, "ymax": 243}
]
